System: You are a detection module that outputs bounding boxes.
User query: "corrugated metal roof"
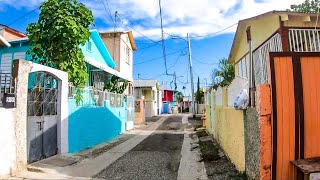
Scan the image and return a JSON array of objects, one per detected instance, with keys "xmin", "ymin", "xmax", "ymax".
[{"xmin": 133, "ymin": 80, "xmax": 157, "ymax": 87}]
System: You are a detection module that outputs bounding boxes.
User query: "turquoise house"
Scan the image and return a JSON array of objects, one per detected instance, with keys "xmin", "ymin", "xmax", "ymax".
[
  {"xmin": 0, "ymin": 29, "xmax": 134, "ymax": 153},
  {"xmin": 0, "ymin": 30, "xmax": 116, "ymax": 86}
]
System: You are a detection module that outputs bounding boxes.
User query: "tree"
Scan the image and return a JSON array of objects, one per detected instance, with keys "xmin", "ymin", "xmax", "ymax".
[
  {"xmin": 195, "ymin": 76, "xmax": 204, "ymax": 103},
  {"xmin": 176, "ymin": 91, "xmax": 184, "ymax": 104},
  {"xmin": 211, "ymin": 58, "xmax": 235, "ymax": 89},
  {"xmin": 195, "ymin": 88, "xmax": 204, "ymax": 103},
  {"xmin": 288, "ymin": 0, "xmax": 319, "ymax": 13},
  {"xmin": 26, "ymin": 0, "xmax": 94, "ymax": 89},
  {"xmin": 176, "ymin": 91, "xmax": 184, "ymax": 113}
]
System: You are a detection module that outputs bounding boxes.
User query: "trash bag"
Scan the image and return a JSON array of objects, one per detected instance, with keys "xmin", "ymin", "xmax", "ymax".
[{"xmin": 234, "ymin": 89, "xmax": 249, "ymax": 110}]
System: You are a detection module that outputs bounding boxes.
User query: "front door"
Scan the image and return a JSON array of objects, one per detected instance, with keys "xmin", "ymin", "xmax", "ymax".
[{"xmin": 27, "ymin": 71, "xmax": 58, "ymax": 163}]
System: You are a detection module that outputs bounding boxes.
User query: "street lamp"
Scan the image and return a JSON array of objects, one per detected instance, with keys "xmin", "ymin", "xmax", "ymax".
[{"xmin": 172, "ymin": 33, "xmax": 196, "ymax": 118}]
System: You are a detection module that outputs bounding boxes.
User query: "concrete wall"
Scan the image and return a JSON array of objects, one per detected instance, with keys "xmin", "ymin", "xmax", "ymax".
[
  {"xmin": 68, "ymin": 99, "xmax": 127, "ymax": 153},
  {"xmin": 206, "ymin": 87, "xmax": 245, "ymax": 172},
  {"xmin": 244, "ymin": 108, "xmax": 260, "ymax": 180},
  {"xmin": 0, "ymin": 108, "xmax": 16, "ymax": 177},
  {"xmin": 244, "ymin": 84, "xmax": 272, "ymax": 180}
]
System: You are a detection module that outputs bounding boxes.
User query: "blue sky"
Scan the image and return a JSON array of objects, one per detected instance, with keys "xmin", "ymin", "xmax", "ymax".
[{"xmin": 0, "ymin": 0, "xmax": 304, "ymax": 96}]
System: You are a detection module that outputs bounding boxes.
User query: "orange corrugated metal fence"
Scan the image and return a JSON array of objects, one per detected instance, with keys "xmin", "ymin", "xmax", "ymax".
[{"xmin": 270, "ymin": 53, "xmax": 320, "ymax": 180}]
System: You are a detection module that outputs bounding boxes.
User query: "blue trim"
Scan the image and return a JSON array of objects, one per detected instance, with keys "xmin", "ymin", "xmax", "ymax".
[{"xmin": 90, "ymin": 30, "xmax": 116, "ymax": 68}]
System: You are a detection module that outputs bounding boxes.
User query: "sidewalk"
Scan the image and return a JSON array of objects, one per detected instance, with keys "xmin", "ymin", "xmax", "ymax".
[
  {"xmin": 8, "ymin": 115, "xmax": 168, "ymax": 180},
  {"xmin": 6, "ymin": 114, "xmax": 207, "ymax": 180}
]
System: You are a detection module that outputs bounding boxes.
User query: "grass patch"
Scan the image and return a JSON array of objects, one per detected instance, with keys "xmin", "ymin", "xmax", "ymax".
[
  {"xmin": 230, "ymin": 172, "xmax": 247, "ymax": 180},
  {"xmin": 196, "ymin": 130, "xmax": 208, "ymax": 137},
  {"xmin": 196, "ymin": 130, "xmax": 219, "ymax": 162}
]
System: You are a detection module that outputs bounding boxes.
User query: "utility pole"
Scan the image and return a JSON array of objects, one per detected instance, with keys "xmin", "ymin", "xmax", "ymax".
[
  {"xmin": 174, "ymin": 72, "xmax": 177, "ymax": 91},
  {"xmin": 187, "ymin": 33, "xmax": 196, "ymax": 118}
]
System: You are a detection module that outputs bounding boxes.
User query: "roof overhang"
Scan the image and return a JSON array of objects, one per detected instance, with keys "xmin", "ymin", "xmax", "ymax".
[
  {"xmin": 0, "ymin": 35, "xmax": 11, "ymax": 47},
  {"xmin": 85, "ymin": 56, "xmax": 133, "ymax": 82}
]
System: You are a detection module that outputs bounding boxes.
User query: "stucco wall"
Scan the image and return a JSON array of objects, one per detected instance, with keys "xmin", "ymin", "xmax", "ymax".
[
  {"xmin": 68, "ymin": 99, "xmax": 126, "ymax": 153},
  {"xmin": 214, "ymin": 107, "xmax": 245, "ymax": 172},
  {"xmin": 206, "ymin": 87, "xmax": 246, "ymax": 172},
  {"xmin": 0, "ymin": 108, "xmax": 16, "ymax": 177},
  {"xmin": 244, "ymin": 108, "xmax": 260, "ymax": 180}
]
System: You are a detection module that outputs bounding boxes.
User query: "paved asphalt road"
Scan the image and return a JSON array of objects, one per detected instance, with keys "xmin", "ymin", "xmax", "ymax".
[{"xmin": 94, "ymin": 115, "xmax": 185, "ymax": 180}]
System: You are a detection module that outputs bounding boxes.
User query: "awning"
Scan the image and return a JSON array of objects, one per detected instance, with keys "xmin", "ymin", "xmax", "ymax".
[{"xmin": 84, "ymin": 56, "xmax": 133, "ymax": 82}]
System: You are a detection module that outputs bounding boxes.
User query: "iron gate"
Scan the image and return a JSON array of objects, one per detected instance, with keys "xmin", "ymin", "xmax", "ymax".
[{"xmin": 27, "ymin": 71, "xmax": 58, "ymax": 163}]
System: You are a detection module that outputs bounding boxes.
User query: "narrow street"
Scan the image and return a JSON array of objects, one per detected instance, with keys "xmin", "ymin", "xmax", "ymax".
[{"xmin": 94, "ymin": 115, "xmax": 185, "ymax": 180}]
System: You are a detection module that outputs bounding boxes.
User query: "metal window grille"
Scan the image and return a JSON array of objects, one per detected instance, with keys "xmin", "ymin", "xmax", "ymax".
[
  {"xmin": 27, "ymin": 72, "xmax": 58, "ymax": 116},
  {"xmin": 253, "ymin": 33, "xmax": 283, "ymax": 86},
  {"xmin": 289, "ymin": 29, "xmax": 320, "ymax": 52},
  {"xmin": 0, "ymin": 73, "xmax": 16, "ymax": 107}
]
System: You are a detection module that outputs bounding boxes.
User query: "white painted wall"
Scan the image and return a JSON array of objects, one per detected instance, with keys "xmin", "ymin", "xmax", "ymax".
[
  {"xmin": 216, "ymin": 88, "xmax": 223, "ymax": 106},
  {"xmin": 119, "ymin": 33, "xmax": 133, "ymax": 82},
  {"xmin": 0, "ymin": 108, "xmax": 16, "ymax": 178}
]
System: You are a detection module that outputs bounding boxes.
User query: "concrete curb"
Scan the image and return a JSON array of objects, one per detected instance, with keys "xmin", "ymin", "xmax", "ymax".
[{"xmin": 177, "ymin": 114, "xmax": 208, "ymax": 180}]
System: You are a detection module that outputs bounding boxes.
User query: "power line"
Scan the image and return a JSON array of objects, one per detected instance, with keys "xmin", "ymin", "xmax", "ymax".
[
  {"xmin": 165, "ymin": 22, "xmax": 238, "ymax": 39},
  {"xmin": 191, "ymin": 23, "xmax": 238, "ymax": 38},
  {"xmin": 137, "ymin": 41, "xmax": 161, "ymax": 51},
  {"xmin": 192, "ymin": 56, "xmax": 219, "ymax": 65},
  {"xmin": 133, "ymin": 48, "xmax": 187, "ymax": 65},
  {"xmin": 100, "ymin": 0, "xmax": 115, "ymax": 27},
  {"xmin": 116, "ymin": 13, "xmax": 157, "ymax": 43},
  {"xmin": 0, "ymin": 6, "xmax": 39, "ymax": 31}
]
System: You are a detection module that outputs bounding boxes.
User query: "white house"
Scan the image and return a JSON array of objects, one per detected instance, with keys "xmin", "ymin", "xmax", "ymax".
[
  {"xmin": 134, "ymin": 80, "xmax": 161, "ymax": 117},
  {"xmin": 100, "ymin": 31, "xmax": 136, "ymax": 95}
]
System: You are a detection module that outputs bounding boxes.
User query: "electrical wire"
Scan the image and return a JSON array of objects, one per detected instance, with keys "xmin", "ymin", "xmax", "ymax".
[
  {"xmin": 192, "ymin": 56, "xmax": 219, "ymax": 65},
  {"xmin": 137, "ymin": 41, "xmax": 161, "ymax": 51},
  {"xmin": 0, "ymin": 7, "xmax": 39, "ymax": 31},
  {"xmin": 165, "ymin": 22, "xmax": 238, "ymax": 39},
  {"xmin": 133, "ymin": 48, "xmax": 187, "ymax": 65},
  {"xmin": 116, "ymin": 13, "xmax": 157, "ymax": 43},
  {"xmin": 100, "ymin": 0, "xmax": 115, "ymax": 27}
]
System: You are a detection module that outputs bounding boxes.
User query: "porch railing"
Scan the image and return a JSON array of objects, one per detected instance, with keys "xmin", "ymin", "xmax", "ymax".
[
  {"xmin": 68, "ymin": 85, "xmax": 133, "ymax": 108},
  {"xmin": 253, "ymin": 33, "xmax": 283, "ymax": 86},
  {"xmin": 289, "ymin": 29, "xmax": 320, "ymax": 52}
]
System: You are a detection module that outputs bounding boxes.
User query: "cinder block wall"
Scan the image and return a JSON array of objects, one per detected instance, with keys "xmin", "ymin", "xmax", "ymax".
[{"xmin": 244, "ymin": 84, "xmax": 272, "ymax": 180}]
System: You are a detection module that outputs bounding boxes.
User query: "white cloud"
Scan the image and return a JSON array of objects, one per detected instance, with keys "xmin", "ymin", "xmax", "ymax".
[
  {"xmin": 87, "ymin": 0, "xmax": 306, "ymax": 39},
  {"xmin": 1, "ymin": 0, "xmax": 306, "ymax": 39}
]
